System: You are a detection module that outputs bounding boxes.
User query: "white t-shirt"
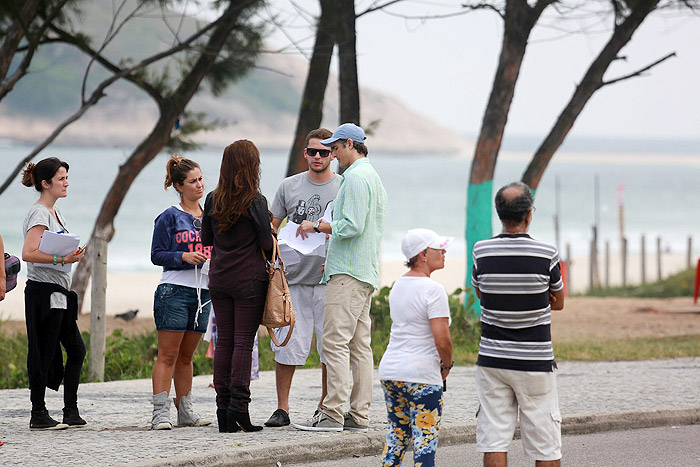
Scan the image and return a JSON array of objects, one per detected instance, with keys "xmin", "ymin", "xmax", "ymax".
[
  {"xmin": 23, "ymin": 203, "xmax": 71, "ymax": 309},
  {"xmin": 378, "ymin": 276, "xmax": 451, "ymax": 386}
]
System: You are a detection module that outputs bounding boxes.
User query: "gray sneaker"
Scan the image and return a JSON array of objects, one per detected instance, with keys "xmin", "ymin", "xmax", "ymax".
[
  {"xmin": 151, "ymin": 391, "xmax": 172, "ymax": 430},
  {"xmin": 292, "ymin": 409, "xmax": 342, "ymax": 432},
  {"xmin": 175, "ymin": 392, "xmax": 211, "ymax": 427},
  {"xmin": 343, "ymin": 413, "xmax": 369, "ymax": 432}
]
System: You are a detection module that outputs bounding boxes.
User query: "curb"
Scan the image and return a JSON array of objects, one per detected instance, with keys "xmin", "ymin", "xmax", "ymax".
[{"xmin": 148, "ymin": 406, "xmax": 700, "ymax": 466}]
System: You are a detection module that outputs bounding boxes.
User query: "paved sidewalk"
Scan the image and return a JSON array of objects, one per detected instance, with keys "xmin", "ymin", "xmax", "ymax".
[{"xmin": 1, "ymin": 358, "xmax": 699, "ymax": 466}]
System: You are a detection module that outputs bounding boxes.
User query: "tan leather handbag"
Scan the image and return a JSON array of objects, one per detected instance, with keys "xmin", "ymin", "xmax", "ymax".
[{"xmin": 261, "ymin": 236, "xmax": 295, "ymax": 346}]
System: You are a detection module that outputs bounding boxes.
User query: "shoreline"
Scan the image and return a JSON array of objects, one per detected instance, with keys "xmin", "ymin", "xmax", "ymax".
[{"xmin": 1, "ymin": 253, "xmax": 694, "ymax": 322}]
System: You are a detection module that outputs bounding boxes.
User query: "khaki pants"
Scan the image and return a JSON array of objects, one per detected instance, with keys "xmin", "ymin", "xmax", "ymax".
[{"xmin": 321, "ymin": 274, "xmax": 374, "ymax": 425}]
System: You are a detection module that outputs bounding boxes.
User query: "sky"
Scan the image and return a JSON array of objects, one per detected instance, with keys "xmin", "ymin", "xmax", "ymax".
[{"xmin": 260, "ymin": 1, "xmax": 700, "ymax": 142}]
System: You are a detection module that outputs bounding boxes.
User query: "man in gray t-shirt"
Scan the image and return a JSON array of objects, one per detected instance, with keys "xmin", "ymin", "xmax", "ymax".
[{"xmin": 264, "ymin": 128, "xmax": 341, "ymax": 428}]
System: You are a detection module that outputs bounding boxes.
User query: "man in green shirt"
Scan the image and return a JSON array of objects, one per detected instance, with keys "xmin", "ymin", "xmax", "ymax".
[{"xmin": 295, "ymin": 123, "xmax": 387, "ymax": 432}]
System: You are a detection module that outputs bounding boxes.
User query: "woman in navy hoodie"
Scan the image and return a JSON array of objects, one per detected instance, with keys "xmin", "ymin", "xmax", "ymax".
[{"xmin": 149, "ymin": 155, "xmax": 212, "ymax": 430}]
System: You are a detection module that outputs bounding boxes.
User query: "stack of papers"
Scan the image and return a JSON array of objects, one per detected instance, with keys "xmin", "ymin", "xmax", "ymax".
[
  {"xmin": 277, "ymin": 221, "xmax": 326, "ymax": 266},
  {"xmin": 36, "ymin": 230, "xmax": 80, "ymax": 272}
]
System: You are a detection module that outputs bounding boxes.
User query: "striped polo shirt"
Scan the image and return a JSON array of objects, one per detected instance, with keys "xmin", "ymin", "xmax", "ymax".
[{"xmin": 471, "ymin": 233, "xmax": 563, "ymax": 372}]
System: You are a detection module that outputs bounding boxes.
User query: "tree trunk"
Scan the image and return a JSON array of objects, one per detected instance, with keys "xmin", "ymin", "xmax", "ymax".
[
  {"xmin": 521, "ymin": 0, "xmax": 660, "ymax": 190},
  {"xmin": 285, "ymin": 0, "xmax": 338, "ymax": 177},
  {"xmin": 72, "ymin": 0, "xmax": 258, "ymax": 311},
  {"xmin": 465, "ymin": 0, "xmax": 549, "ymax": 314},
  {"xmin": 337, "ymin": 0, "xmax": 360, "ymax": 124}
]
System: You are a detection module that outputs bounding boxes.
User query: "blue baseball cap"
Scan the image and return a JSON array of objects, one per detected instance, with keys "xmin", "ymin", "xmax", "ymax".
[{"xmin": 320, "ymin": 123, "xmax": 366, "ymax": 147}]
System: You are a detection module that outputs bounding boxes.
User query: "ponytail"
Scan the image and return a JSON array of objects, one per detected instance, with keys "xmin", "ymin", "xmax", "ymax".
[{"xmin": 164, "ymin": 154, "xmax": 200, "ymax": 193}]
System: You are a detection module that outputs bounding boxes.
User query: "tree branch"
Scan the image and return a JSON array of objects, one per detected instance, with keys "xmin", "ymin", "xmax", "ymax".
[
  {"xmin": 356, "ymin": 0, "xmax": 405, "ymax": 19},
  {"xmin": 80, "ymin": 0, "xmax": 144, "ymax": 103},
  {"xmin": 601, "ymin": 52, "xmax": 676, "ymax": 87},
  {"xmin": 0, "ymin": 14, "xmax": 224, "ymax": 196},
  {"xmin": 49, "ymin": 25, "xmax": 165, "ymax": 103},
  {"xmin": 462, "ymin": 2, "xmax": 505, "ymax": 20},
  {"xmin": 0, "ymin": 0, "xmax": 72, "ymax": 100}
]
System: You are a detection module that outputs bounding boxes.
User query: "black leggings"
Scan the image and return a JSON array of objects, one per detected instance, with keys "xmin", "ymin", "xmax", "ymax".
[
  {"xmin": 211, "ymin": 279, "xmax": 266, "ymax": 412},
  {"xmin": 27, "ymin": 307, "xmax": 86, "ymax": 411}
]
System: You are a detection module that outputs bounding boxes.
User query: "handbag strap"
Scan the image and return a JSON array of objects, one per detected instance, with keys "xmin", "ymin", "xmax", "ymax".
[
  {"xmin": 261, "ymin": 235, "xmax": 282, "ymax": 267},
  {"xmin": 267, "ymin": 300, "xmax": 295, "ymax": 347}
]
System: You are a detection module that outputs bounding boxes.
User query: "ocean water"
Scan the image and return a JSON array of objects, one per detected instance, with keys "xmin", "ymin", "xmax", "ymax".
[{"xmin": 2, "ymin": 145, "xmax": 699, "ymax": 274}]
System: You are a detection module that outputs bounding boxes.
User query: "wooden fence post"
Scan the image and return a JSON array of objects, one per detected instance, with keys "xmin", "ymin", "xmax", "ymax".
[
  {"xmin": 641, "ymin": 234, "xmax": 646, "ymax": 285},
  {"xmin": 688, "ymin": 236, "xmax": 693, "ymax": 270},
  {"xmin": 88, "ymin": 236, "xmax": 107, "ymax": 382},
  {"xmin": 566, "ymin": 243, "xmax": 572, "ymax": 293},
  {"xmin": 621, "ymin": 237, "xmax": 627, "ymax": 287},
  {"xmin": 656, "ymin": 236, "xmax": 662, "ymax": 281},
  {"xmin": 605, "ymin": 240, "xmax": 610, "ymax": 288},
  {"xmin": 590, "ymin": 226, "xmax": 599, "ymax": 290}
]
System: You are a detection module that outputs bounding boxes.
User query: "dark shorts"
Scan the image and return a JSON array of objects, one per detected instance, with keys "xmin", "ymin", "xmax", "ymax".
[{"xmin": 153, "ymin": 283, "xmax": 211, "ymax": 333}]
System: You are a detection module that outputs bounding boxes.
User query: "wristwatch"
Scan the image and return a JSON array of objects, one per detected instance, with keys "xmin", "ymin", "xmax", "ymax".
[{"xmin": 313, "ymin": 220, "xmax": 321, "ymax": 233}]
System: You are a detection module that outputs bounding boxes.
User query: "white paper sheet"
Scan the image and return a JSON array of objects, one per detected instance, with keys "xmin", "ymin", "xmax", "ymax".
[
  {"xmin": 277, "ymin": 221, "xmax": 326, "ymax": 257},
  {"xmin": 278, "ymin": 243, "xmax": 301, "ymax": 266},
  {"xmin": 36, "ymin": 230, "xmax": 80, "ymax": 272}
]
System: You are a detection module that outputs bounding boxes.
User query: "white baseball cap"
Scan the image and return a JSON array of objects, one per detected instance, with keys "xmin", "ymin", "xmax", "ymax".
[{"xmin": 401, "ymin": 228, "xmax": 453, "ymax": 260}]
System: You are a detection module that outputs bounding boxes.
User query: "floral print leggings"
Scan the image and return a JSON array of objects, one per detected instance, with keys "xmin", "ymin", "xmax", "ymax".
[{"xmin": 381, "ymin": 380, "xmax": 443, "ymax": 467}]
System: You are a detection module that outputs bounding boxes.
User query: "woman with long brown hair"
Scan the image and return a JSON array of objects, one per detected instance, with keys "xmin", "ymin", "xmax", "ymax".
[{"xmin": 201, "ymin": 140, "xmax": 273, "ymax": 433}]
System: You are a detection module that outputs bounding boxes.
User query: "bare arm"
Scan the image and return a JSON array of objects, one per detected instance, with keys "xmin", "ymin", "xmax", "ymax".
[
  {"xmin": 550, "ymin": 289, "xmax": 565, "ymax": 310},
  {"xmin": 271, "ymin": 217, "xmax": 283, "ymax": 234},
  {"xmin": 22, "ymin": 225, "xmax": 84, "ymax": 265},
  {"xmin": 430, "ymin": 317, "xmax": 453, "ymax": 381}
]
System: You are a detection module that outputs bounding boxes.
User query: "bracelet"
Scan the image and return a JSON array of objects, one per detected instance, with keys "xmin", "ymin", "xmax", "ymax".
[
  {"xmin": 440, "ymin": 359, "xmax": 454, "ymax": 371},
  {"xmin": 53, "ymin": 255, "xmax": 57, "ymax": 265},
  {"xmin": 61, "ymin": 256, "xmax": 65, "ymax": 266}
]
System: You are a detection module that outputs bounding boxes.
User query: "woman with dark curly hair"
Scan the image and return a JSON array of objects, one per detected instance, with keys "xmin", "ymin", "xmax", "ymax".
[{"xmin": 201, "ymin": 140, "xmax": 273, "ymax": 433}]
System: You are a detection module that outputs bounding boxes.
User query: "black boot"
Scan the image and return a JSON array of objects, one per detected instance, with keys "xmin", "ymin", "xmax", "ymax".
[
  {"xmin": 217, "ymin": 409, "xmax": 239, "ymax": 433},
  {"xmin": 227, "ymin": 410, "xmax": 262, "ymax": 432},
  {"xmin": 30, "ymin": 410, "xmax": 68, "ymax": 431},
  {"xmin": 63, "ymin": 407, "xmax": 88, "ymax": 428}
]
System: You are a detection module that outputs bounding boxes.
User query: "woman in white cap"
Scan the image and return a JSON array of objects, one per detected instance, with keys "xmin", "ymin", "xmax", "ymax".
[{"xmin": 378, "ymin": 228, "xmax": 454, "ymax": 467}]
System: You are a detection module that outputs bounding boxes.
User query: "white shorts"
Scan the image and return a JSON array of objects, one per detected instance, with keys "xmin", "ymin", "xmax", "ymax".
[
  {"xmin": 476, "ymin": 365, "xmax": 562, "ymax": 461},
  {"xmin": 271, "ymin": 283, "xmax": 326, "ymax": 366}
]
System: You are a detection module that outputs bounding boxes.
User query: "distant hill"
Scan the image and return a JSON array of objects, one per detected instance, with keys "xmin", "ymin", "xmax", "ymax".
[{"xmin": 0, "ymin": 1, "xmax": 472, "ymax": 155}]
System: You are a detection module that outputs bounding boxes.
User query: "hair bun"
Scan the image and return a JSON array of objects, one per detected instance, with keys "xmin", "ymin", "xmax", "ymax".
[{"xmin": 21, "ymin": 162, "xmax": 36, "ymax": 187}]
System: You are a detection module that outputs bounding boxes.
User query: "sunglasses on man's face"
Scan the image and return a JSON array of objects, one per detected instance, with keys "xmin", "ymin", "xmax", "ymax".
[{"xmin": 306, "ymin": 148, "xmax": 331, "ymax": 158}]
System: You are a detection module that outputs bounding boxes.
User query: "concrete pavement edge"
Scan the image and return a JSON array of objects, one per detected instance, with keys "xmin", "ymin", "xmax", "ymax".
[{"xmin": 149, "ymin": 406, "xmax": 700, "ymax": 467}]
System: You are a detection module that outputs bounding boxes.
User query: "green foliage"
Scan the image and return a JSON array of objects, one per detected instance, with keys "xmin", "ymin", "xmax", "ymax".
[
  {"xmin": 555, "ymin": 335, "xmax": 700, "ymax": 361},
  {"xmin": 0, "ymin": 325, "xmax": 213, "ymax": 389},
  {"xmin": 166, "ymin": 110, "xmax": 226, "ymax": 153},
  {"xmin": 585, "ymin": 267, "xmax": 697, "ymax": 298},
  {"xmin": 204, "ymin": 7, "xmax": 265, "ymax": 97},
  {"xmin": 0, "ymin": 325, "xmax": 29, "ymax": 389}
]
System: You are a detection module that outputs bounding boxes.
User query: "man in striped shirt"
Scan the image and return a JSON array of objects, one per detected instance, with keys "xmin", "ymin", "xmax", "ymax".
[
  {"xmin": 295, "ymin": 123, "xmax": 387, "ymax": 433},
  {"xmin": 471, "ymin": 182, "xmax": 565, "ymax": 467}
]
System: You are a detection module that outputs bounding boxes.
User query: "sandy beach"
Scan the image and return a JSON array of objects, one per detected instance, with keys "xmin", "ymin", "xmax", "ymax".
[{"xmin": 1, "ymin": 252, "xmax": 695, "ymax": 324}]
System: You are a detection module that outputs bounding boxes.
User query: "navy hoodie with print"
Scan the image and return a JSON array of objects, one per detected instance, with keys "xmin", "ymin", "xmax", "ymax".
[{"xmin": 151, "ymin": 206, "xmax": 211, "ymax": 271}]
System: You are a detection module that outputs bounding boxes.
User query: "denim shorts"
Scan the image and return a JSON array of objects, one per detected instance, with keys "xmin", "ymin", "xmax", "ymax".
[{"xmin": 153, "ymin": 283, "xmax": 211, "ymax": 333}]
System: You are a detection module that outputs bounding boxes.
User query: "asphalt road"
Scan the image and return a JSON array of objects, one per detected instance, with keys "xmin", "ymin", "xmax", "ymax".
[{"xmin": 287, "ymin": 423, "xmax": 700, "ymax": 467}]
